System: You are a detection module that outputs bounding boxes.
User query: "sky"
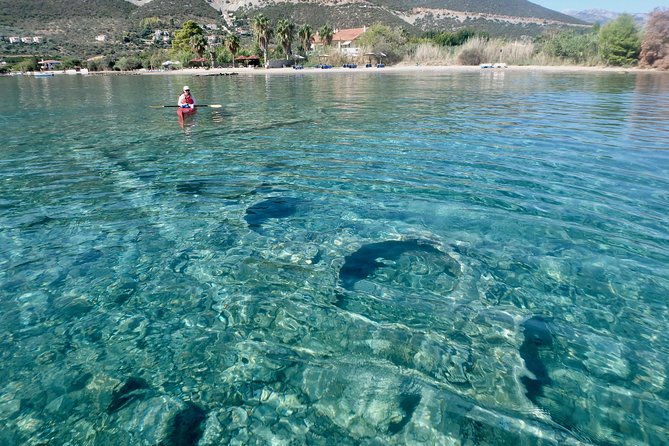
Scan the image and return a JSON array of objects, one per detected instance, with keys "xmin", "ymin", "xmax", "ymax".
[{"xmin": 531, "ymin": 0, "xmax": 663, "ymax": 13}]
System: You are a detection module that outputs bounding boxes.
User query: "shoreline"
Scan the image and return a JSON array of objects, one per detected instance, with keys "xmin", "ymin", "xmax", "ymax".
[
  {"xmin": 137, "ymin": 64, "xmax": 661, "ymax": 77},
  {"xmin": 6, "ymin": 64, "xmax": 662, "ymax": 78}
]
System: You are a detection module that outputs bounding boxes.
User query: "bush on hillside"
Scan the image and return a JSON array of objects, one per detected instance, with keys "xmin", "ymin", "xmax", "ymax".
[
  {"xmin": 639, "ymin": 8, "xmax": 669, "ymax": 70},
  {"xmin": 598, "ymin": 14, "xmax": 641, "ymax": 66}
]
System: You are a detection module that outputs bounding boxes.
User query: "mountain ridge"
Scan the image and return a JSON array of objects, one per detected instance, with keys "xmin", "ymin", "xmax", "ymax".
[{"xmin": 563, "ymin": 9, "xmax": 649, "ymax": 26}]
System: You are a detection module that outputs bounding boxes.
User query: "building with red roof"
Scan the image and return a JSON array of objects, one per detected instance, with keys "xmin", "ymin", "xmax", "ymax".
[{"xmin": 313, "ymin": 26, "xmax": 368, "ymax": 56}]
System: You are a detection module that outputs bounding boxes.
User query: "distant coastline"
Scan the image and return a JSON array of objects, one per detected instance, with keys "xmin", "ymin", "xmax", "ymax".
[
  {"xmin": 136, "ymin": 65, "xmax": 662, "ymax": 76},
  {"xmin": 6, "ymin": 64, "xmax": 662, "ymax": 78}
]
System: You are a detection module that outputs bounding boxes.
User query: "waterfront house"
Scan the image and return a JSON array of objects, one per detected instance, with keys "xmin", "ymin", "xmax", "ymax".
[
  {"xmin": 39, "ymin": 59, "xmax": 62, "ymax": 70},
  {"xmin": 314, "ymin": 27, "xmax": 367, "ymax": 56}
]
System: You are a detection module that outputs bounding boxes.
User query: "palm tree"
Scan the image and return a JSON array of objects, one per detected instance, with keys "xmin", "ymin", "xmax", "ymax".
[
  {"xmin": 224, "ymin": 34, "xmax": 240, "ymax": 67},
  {"xmin": 252, "ymin": 14, "xmax": 272, "ymax": 67},
  {"xmin": 189, "ymin": 34, "xmax": 207, "ymax": 58},
  {"xmin": 319, "ymin": 24, "xmax": 334, "ymax": 47},
  {"xmin": 275, "ymin": 19, "xmax": 295, "ymax": 58},
  {"xmin": 298, "ymin": 24, "xmax": 313, "ymax": 55}
]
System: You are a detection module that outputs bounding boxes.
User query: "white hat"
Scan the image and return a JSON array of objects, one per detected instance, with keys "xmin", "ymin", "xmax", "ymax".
[{"xmin": 183, "ymin": 85, "xmax": 190, "ymax": 91}]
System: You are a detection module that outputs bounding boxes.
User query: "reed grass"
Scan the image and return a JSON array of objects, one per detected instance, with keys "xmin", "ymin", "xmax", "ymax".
[
  {"xmin": 401, "ymin": 38, "xmax": 602, "ymax": 67},
  {"xmin": 406, "ymin": 43, "xmax": 457, "ymax": 65}
]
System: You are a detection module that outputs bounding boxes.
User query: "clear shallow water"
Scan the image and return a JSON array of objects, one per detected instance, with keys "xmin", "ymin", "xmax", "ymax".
[{"xmin": 1, "ymin": 70, "xmax": 669, "ymax": 445}]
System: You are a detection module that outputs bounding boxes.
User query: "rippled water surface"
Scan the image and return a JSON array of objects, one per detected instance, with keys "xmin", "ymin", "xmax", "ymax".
[{"xmin": 1, "ymin": 70, "xmax": 669, "ymax": 445}]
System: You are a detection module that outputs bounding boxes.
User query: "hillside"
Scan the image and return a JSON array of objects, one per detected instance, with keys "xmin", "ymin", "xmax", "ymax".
[
  {"xmin": 0, "ymin": 0, "xmax": 135, "ymax": 21},
  {"xmin": 0, "ymin": 0, "xmax": 587, "ymax": 59},
  {"xmin": 208, "ymin": 0, "xmax": 578, "ymax": 21},
  {"xmin": 128, "ymin": 0, "xmax": 221, "ymax": 22},
  {"xmin": 232, "ymin": 0, "xmax": 584, "ymax": 40}
]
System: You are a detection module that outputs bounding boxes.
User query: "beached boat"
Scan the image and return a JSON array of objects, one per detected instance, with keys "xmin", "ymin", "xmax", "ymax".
[
  {"xmin": 34, "ymin": 72, "xmax": 55, "ymax": 78},
  {"xmin": 65, "ymin": 68, "xmax": 90, "ymax": 75}
]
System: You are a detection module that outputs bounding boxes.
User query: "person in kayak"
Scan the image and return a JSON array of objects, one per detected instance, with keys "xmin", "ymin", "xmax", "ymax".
[{"xmin": 177, "ymin": 86, "xmax": 196, "ymax": 110}]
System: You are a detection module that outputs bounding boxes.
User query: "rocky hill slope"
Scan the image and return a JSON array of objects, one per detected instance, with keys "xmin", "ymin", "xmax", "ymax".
[{"xmin": 0, "ymin": 0, "xmax": 586, "ymax": 58}]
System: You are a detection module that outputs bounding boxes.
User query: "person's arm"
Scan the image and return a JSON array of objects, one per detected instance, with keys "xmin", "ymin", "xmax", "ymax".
[
  {"xmin": 191, "ymin": 95, "xmax": 196, "ymax": 107},
  {"xmin": 177, "ymin": 94, "xmax": 184, "ymax": 107}
]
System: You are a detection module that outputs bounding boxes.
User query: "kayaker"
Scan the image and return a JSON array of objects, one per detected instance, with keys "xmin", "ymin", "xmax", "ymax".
[{"xmin": 177, "ymin": 86, "xmax": 196, "ymax": 110}]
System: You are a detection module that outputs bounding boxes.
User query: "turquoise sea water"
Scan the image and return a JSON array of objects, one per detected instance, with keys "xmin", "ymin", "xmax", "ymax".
[{"xmin": 1, "ymin": 70, "xmax": 669, "ymax": 445}]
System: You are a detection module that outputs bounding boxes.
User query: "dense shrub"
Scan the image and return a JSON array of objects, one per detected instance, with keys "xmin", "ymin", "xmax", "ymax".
[
  {"xmin": 598, "ymin": 14, "xmax": 641, "ymax": 66},
  {"xmin": 13, "ymin": 58, "xmax": 40, "ymax": 72},
  {"xmin": 114, "ymin": 56, "xmax": 143, "ymax": 71},
  {"xmin": 457, "ymin": 47, "xmax": 483, "ymax": 65},
  {"xmin": 639, "ymin": 8, "xmax": 669, "ymax": 70},
  {"xmin": 539, "ymin": 29, "xmax": 599, "ymax": 64},
  {"xmin": 87, "ymin": 57, "xmax": 113, "ymax": 72},
  {"xmin": 357, "ymin": 23, "xmax": 409, "ymax": 64},
  {"xmin": 426, "ymin": 28, "xmax": 489, "ymax": 47}
]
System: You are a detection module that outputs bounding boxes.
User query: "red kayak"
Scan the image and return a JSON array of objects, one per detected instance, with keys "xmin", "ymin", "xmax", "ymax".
[{"xmin": 177, "ymin": 107, "xmax": 197, "ymax": 119}]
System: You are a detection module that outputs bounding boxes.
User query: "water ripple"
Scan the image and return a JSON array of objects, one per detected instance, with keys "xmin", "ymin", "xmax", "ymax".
[{"xmin": 1, "ymin": 71, "xmax": 668, "ymax": 445}]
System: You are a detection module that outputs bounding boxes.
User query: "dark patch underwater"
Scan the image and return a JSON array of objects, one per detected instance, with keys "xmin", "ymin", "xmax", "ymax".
[
  {"xmin": 520, "ymin": 316, "xmax": 553, "ymax": 403},
  {"xmin": 244, "ymin": 196, "xmax": 299, "ymax": 231},
  {"xmin": 338, "ymin": 239, "xmax": 444, "ymax": 291}
]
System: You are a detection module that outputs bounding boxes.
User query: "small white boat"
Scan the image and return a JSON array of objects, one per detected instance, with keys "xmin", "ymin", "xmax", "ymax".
[
  {"xmin": 65, "ymin": 68, "xmax": 90, "ymax": 75},
  {"xmin": 34, "ymin": 72, "xmax": 55, "ymax": 77}
]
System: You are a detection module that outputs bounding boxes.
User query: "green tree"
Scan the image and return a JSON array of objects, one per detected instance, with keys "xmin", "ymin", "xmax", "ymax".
[
  {"xmin": 213, "ymin": 45, "xmax": 233, "ymax": 67},
  {"xmin": 140, "ymin": 17, "xmax": 165, "ymax": 30},
  {"xmin": 115, "ymin": 56, "xmax": 142, "ymax": 71},
  {"xmin": 252, "ymin": 14, "xmax": 272, "ymax": 66},
  {"xmin": 275, "ymin": 19, "xmax": 295, "ymax": 58},
  {"xmin": 87, "ymin": 57, "xmax": 112, "ymax": 72},
  {"xmin": 224, "ymin": 34, "xmax": 240, "ymax": 67},
  {"xmin": 598, "ymin": 14, "xmax": 641, "ymax": 66},
  {"xmin": 62, "ymin": 57, "xmax": 81, "ymax": 69},
  {"xmin": 14, "ymin": 57, "xmax": 39, "ymax": 72},
  {"xmin": 319, "ymin": 24, "xmax": 334, "ymax": 46},
  {"xmin": 357, "ymin": 24, "xmax": 409, "ymax": 64},
  {"xmin": 298, "ymin": 24, "xmax": 314, "ymax": 55},
  {"xmin": 173, "ymin": 50, "xmax": 195, "ymax": 68},
  {"xmin": 145, "ymin": 49, "xmax": 168, "ymax": 70},
  {"xmin": 172, "ymin": 20, "xmax": 205, "ymax": 53}
]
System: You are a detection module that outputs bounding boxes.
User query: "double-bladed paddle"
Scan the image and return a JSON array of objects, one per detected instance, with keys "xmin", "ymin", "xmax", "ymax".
[{"xmin": 150, "ymin": 104, "xmax": 223, "ymax": 108}]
